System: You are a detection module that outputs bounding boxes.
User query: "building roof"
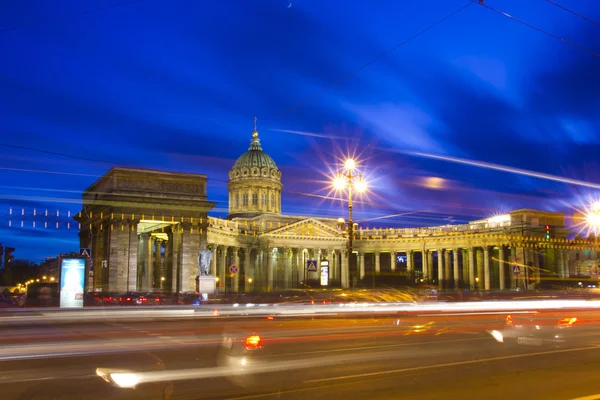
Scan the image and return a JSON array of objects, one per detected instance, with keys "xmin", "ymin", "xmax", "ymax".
[{"xmin": 231, "ymin": 123, "xmax": 279, "ymax": 172}]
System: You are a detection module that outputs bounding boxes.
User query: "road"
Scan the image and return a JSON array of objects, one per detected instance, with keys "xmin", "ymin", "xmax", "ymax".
[{"xmin": 2, "ymin": 308, "xmax": 600, "ymax": 399}]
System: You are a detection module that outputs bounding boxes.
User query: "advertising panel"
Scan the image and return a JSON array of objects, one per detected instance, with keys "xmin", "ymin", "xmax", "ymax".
[
  {"xmin": 320, "ymin": 260, "xmax": 329, "ymax": 286},
  {"xmin": 60, "ymin": 257, "xmax": 85, "ymax": 308}
]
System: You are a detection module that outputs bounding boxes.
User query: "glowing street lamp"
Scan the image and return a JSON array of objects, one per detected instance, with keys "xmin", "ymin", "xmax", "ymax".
[{"xmin": 332, "ymin": 158, "xmax": 368, "ymax": 289}]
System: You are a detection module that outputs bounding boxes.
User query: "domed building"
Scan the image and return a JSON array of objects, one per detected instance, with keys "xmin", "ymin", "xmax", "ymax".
[
  {"xmin": 227, "ymin": 120, "xmax": 282, "ymax": 218},
  {"xmin": 76, "ymin": 119, "xmax": 573, "ymax": 295}
]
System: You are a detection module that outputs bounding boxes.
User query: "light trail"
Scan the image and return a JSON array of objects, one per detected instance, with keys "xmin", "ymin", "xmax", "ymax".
[
  {"xmin": 405, "ymin": 151, "xmax": 600, "ymax": 190},
  {"xmin": 268, "ymin": 128, "xmax": 351, "ymax": 140}
]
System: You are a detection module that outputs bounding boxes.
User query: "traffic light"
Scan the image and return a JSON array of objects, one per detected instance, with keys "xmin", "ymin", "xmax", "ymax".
[
  {"xmin": 4, "ymin": 247, "xmax": 15, "ymax": 266},
  {"xmin": 545, "ymin": 225, "xmax": 552, "ymax": 240}
]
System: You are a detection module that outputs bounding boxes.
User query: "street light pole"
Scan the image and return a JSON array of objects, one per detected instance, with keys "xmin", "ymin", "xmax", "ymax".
[{"xmin": 334, "ymin": 159, "xmax": 367, "ymax": 290}]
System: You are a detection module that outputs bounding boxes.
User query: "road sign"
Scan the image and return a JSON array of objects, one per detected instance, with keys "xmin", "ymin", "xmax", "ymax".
[
  {"xmin": 229, "ymin": 265, "xmax": 239, "ymax": 274},
  {"xmin": 80, "ymin": 248, "xmax": 91, "ymax": 258},
  {"xmin": 307, "ymin": 260, "xmax": 318, "ymax": 272},
  {"xmin": 513, "ymin": 265, "xmax": 520, "ymax": 274}
]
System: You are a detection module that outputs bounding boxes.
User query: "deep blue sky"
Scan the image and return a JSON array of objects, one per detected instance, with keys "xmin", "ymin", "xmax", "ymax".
[{"xmin": 1, "ymin": 0, "xmax": 599, "ymax": 262}]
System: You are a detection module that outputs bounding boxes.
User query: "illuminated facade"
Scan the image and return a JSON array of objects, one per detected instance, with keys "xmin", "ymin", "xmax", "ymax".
[{"xmin": 77, "ymin": 126, "xmax": 590, "ymax": 294}]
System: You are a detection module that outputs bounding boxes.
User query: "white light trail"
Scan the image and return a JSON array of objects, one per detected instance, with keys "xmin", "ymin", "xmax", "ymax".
[{"xmin": 406, "ymin": 152, "xmax": 600, "ymax": 190}]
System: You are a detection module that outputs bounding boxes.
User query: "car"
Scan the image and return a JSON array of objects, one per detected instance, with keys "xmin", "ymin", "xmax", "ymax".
[
  {"xmin": 15, "ymin": 352, "xmax": 173, "ymax": 400},
  {"xmin": 488, "ymin": 312, "xmax": 589, "ymax": 349}
]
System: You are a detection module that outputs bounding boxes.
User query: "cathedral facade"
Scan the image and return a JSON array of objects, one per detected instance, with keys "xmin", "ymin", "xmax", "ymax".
[{"xmin": 76, "ymin": 126, "xmax": 586, "ymax": 294}]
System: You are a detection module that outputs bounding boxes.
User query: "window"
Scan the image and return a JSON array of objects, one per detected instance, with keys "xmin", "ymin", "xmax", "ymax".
[
  {"xmin": 243, "ymin": 193, "xmax": 249, "ymax": 206},
  {"xmin": 252, "ymin": 193, "xmax": 258, "ymax": 206},
  {"xmin": 271, "ymin": 193, "xmax": 275, "ymax": 207},
  {"xmin": 235, "ymin": 193, "xmax": 239, "ymax": 207},
  {"xmin": 262, "ymin": 193, "xmax": 267, "ymax": 206}
]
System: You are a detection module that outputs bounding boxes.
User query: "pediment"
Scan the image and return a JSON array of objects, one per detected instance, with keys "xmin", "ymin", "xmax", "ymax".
[{"xmin": 266, "ymin": 218, "xmax": 342, "ymax": 238}]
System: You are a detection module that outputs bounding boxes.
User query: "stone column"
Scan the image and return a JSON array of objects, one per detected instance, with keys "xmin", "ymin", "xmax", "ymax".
[
  {"xmin": 266, "ymin": 247, "xmax": 274, "ymax": 292},
  {"xmin": 511, "ymin": 247, "xmax": 518, "ymax": 289},
  {"xmin": 126, "ymin": 221, "xmax": 139, "ymax": 292},
  {"xmin": 244, "ymin": 248, "xmax": 252, "ymax": 292},
  {"xmin": 469, "ymin": 247, "xmax": 476, "ymax": 290},
  {"xmin": 171, "ymin": 228, "xmax": 181, "ymax": 293},
  {"xmin": 330, "ymin": 251, "xmax": 337, "ymax": 281},
  {"xmin": 453, "ymin": 248, "xmax": 460, "ymax": 289},
  {"xmin": 341, "ymin": 250, "xmax": 349, "ymax": 288},
  {"xmin": 137, "ymin": 233, "xmax": 150, "ymax": 291},
  {"xmin": 426, "ymin": 250, "xmax": 432, "ymax": 282},
  {"xmin": 558, "ymin": 249, "xmax": 566, "ymax": 278},
  {"xmin": 444, "ymin": 250, "xmax": 451, "ymax": 283},
  {"xmin": 219, "ymin": 246, "xmax": 227, "ymax": 292},
  {"xmin": 462, "ymin": 249, "xmax": 469, "ymax": 286},
  {"xmin": 437, "ymin": 250, "xmax": 444, "ymax": 289},
  {"xmin": 374, "ymin": 251, "xmax": 381, "ymax": 275},
  {"xmin": 284, "ymin": 249, "xmax": 291, "ymax": 289},
  {"xmin": 295, "ymin": 249, "xmax": 302, "ymax": 288},
  {"xmin": 406, "ymin": 250, "xmax": 413, "ymax": 273},
  {"xmin": 180, "ymin": 223, "xmax": 200, "ymax": 292},
  {"xmin": 483, "ymin": 246, "xmax": 491, "ymax": 290},
  {"xmin": 210, "ymin": 246, "xmax": 217, "ymax": 276},
  {"xmin": 391, "ymin": 250, "xmax": 397, "ymax": 272},
  {"xmin": 359, "ymin": 252, "xmax": 365, "ymax": 279},
  {"xmin": 153, "ymin": 238, "xmax": 162, "ymax": 290},
  {"xmin": 107, "ymin": 221, "xmax": 130, "ymax": 293},
  {"xmin": 233, "ymin": 247, "xmax": 240, "ymax": 293},
  {"xmin": 499, "ymin": 246, "xmax": 505, "ymax": 290}
]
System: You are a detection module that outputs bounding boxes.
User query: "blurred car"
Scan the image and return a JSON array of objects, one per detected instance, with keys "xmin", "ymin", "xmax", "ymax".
[
  {"xmin": 216, "ymin": 323, "xmax": 267, "ymax": 387},
  {"xmin": 119, "ymin": 293, "xmax": 146, "ymax": 305},
  {"xmin": 17, "ymin": 352, "xmax": 173, "ymax": 400},
  {"xmin": 489, "ymin": 313, "xmax": 585, "ymax": 349}
]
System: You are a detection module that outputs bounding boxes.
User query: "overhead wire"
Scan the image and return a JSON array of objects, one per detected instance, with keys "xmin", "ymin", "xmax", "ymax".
[
  {"xmin": 476, "ymin": 0, "xmax": 600, "ymax": 57},
  {"xmin": 543, "ymin": 0, "xmax": 600, "ymax": 27}
]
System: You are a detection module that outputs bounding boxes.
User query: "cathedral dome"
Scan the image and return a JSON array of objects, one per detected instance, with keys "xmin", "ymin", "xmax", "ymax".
[
  {"xmin": 227, "ymin": 119, "xmax": 282, "ymax": 218},
  {"xmin": 232, "ymin": 131, "xmax": 279, "ymax": 172}
]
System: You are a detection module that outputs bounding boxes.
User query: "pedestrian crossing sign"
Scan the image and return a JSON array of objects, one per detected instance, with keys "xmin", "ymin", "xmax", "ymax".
[{"xmin": 307, "ymin": 260, "xmax": 318, "ymax": 272}]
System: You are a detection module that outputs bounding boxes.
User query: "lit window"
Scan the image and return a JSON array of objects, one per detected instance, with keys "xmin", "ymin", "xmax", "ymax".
[
  {"xmin": 252, "ymin": 193, "xmax": 258, "ymax": 206},
  {"xmin": 243, "ymin": 194, "xmax": 249, "ymax": 206}
]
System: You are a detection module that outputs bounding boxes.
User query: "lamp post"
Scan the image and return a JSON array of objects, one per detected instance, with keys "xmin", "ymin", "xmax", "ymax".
[{"xmin": 333, "ymin": 159, "xmax": 367, "ymax": 289}]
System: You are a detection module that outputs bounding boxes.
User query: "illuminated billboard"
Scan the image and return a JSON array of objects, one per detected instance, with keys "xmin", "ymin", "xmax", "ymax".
[
  {"xmin": 60, "ymin": 257, "xmax": 85, "ymax": 308},
  {"xmin": 320, "ymin": 260, "xmax": 329, "ymax": 286}
]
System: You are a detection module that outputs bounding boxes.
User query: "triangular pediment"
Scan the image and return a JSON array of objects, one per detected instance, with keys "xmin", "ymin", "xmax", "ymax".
[{"xmin": 265, "ymin": 218, "xmax": 342, "ymax": 238}]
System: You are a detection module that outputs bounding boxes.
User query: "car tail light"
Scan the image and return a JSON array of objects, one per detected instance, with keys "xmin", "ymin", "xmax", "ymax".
[
  {"xmin": 506, "ymin": 315, "xmax": 514, "ymax": 327},
  {"xmin": 245, "ymin": 335, "xmax": 262, "ymax": 350},
  {"xmin": 557, "ymin": 317, "xmax": 577, "ymax": 327},
  {"xmin": 266, "ymin": 316, "xmax": 274, "ymax": 320}
]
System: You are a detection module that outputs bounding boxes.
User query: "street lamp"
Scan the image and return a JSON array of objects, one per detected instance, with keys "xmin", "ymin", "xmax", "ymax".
[{"xmin": 333, "ymin": 158, "xmax": 367, "ymax": 289}]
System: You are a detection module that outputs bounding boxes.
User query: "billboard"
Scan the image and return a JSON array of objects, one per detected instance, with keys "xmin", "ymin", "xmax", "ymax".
[
  {"xmin": 60, "ymin": 257, "xmax": 85, "ymax": 308},
  {"xmin": 320, "ymin": 260, "xmax": 329, "ymax": 286}
]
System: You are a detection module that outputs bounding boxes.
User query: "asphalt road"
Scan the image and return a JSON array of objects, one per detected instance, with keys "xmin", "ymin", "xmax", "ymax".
[{"xmin": 2, "ymin": 310, "xmax": 600, "ymax": 400}]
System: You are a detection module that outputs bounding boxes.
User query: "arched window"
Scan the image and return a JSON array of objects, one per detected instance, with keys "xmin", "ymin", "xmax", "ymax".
[
  {"xmin": 262, "ymin": 193, "xmax": 267, "ymax": 206},
  {"xmin": 243, "ymin": 193, "xmax": 249, "ymax": 206},
  {"xmin": 252, "ymin": 193, "xmax": 258, "ymax": 206}
]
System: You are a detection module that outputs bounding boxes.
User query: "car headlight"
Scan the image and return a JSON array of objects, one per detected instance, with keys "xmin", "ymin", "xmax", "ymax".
[{"xmin": 96, "ymin": 368, "xmax": 140, "ymax": 388}]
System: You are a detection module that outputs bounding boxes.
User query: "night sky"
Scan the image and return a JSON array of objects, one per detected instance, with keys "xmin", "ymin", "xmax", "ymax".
[{"xmin": 1, "ymin": 0, "xmax": 599, "ymax": 262}]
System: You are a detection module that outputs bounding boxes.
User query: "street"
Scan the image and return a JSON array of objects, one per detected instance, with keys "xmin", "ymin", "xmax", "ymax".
[{"xmin": 2, "ymin": 308, "xmax": 600, "ymax": 399}]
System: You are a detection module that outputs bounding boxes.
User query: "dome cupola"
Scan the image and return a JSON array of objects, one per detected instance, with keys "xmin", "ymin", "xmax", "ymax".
[{"xmin": 227, "ymin": 118, "xmax": 282, "ymax": 218}]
